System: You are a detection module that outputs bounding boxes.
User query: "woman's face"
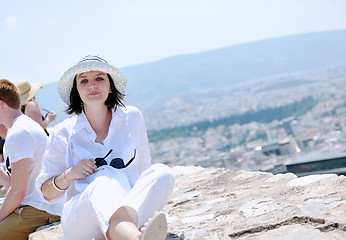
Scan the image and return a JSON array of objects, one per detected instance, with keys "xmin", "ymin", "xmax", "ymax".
[{"xmin": 76, "ymin": 71, "xmax": 111, "ymax": 106}]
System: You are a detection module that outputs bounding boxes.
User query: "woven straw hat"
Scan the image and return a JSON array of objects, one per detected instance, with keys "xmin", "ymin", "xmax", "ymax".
[
  {"xmin": 16, "ymin": 80, "xmax": 42, "ymax": 105},
  {"xmin": 58, "ymin": 55, "xmax": 127, "ymax": 105}
]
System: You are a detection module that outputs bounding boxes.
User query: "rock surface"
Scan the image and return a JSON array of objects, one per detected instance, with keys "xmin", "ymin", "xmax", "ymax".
[{"xmin": 29, "ymin": 166, "xmax": 346, "ymax": 240}]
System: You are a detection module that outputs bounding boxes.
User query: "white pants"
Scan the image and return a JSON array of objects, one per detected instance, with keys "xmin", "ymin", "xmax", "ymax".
[{"xmin": 61, "ymin": 164, "xmax": 174, "ymax": 240}]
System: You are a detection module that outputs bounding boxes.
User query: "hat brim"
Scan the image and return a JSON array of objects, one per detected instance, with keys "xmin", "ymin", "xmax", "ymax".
[
  {"xmin": 58, "ymin": 61, "xmax": 127, "ymax": 105},
  {"xmin": 20, "ymin": 84, "xmax": 42, "ymax": 105}
]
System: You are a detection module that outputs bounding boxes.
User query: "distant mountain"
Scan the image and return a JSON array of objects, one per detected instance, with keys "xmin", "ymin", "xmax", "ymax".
[
  {"xmin": 123, "ymin": 29, "xmax": 346, "ymax": 106},
  {"xmin": 36, "ymin": 29, "xmax": 346, "ymax": 126}
]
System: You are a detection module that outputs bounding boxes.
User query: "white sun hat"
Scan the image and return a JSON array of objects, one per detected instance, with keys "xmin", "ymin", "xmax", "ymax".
[{"xmin": 58, "ymin": 55, "xmax": 127, "ymax": 105}]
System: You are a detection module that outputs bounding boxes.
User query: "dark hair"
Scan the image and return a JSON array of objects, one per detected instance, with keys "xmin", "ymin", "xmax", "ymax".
[{"xmin": 65, "ymin": 74, "xmax": 125, "ymax": 115}]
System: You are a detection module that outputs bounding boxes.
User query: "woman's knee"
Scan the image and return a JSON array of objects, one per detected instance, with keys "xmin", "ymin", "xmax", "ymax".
[{"xmin": 151, "ymin": 164, "xmax": 175, "ymax": 192}]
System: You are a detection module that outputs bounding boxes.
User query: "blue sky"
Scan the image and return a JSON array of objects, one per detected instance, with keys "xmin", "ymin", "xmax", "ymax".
[{"xmin": 1, "ymin": 0, "xmax": 346, "ymax": 86}]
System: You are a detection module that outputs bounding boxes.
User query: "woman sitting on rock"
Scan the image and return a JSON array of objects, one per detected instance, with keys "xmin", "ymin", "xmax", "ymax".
[{"xmin": 36, "ymin": 55, "xmax": 174, "ymax": 240}]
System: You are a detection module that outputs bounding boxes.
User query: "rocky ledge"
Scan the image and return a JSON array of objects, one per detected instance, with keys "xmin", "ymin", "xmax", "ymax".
[{"xmin": 29, "ymin": 165, "xmax": 346, "ymax": 240}]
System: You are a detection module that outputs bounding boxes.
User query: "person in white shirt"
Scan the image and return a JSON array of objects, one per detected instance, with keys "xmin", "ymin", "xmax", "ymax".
[
  {"xmin": 36, "ymin": 55, "xmax": 174, "ymax": 240},
  {"xmin": 0, "ymin": 80, "xmax": 56, "ymax": 188},
  {"xmin": 0, "ymin": 79, "xmax": 61, "ymax": 240}
]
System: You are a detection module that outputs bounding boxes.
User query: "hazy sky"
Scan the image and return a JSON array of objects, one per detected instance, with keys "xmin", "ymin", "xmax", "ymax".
[{"xmin": 1, "ymin": 0, "xmax": 346, "ymax": 85}]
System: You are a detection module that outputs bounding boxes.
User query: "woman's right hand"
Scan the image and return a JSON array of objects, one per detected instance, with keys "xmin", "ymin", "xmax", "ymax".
[
  {"xmin": 42, "ymin": 159, "xmax": 96, "ymax": 200},
  {"xmin": 66, "ymin": 159, "xmax": 97, "ymax": 180}
]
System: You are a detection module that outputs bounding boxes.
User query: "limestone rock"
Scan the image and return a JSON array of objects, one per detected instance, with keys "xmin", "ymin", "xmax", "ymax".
[{"xmin": 29, "ymin": 165, "xmax": 346, "ymax": 239}]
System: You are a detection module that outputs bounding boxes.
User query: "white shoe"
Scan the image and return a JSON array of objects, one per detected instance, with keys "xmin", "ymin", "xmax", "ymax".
[{"xmin": 142, "ymin": 212, "xmax": 167, "ymax": 240}]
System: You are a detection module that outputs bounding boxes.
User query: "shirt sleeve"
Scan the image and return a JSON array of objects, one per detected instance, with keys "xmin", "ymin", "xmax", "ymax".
[
  {"xmin": 35, "ymin": 124, "xmax": 69, "ymax": 203},
  {"xmin": 134, "ymin": 109, "xmax": 152, "ymax": 173},
  {"xmin": 6, "ymin": 129, "xmax": 35, "ymax": 164}
]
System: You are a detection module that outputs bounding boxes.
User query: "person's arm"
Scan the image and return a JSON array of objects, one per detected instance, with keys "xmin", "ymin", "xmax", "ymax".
[
  {"xmin": 24, "ymin": 102, "xmax": 47, "ymax": 128},
  {"xmin": 41, "ymin": 158, "xmax": 96, "ymax": 200},
  {"xmin": 0, "ymin": 158, "xmax": 29, "ymax": 222},
  {"xmin": 0, "ymin": 168, "xmax": 10, "ymax": 189},
  {"xmin": 36, "ymin": 125, "xmax": 70, "ymax": 202},
  {"xmin": 41, "ymin": 169, "xmax": 72, "ymax": 201},
  {"xmin": 24, "ymin": 102, "xmax": 56, "ymax": 130},
  {"xmin": 0, "ymin": 124, "xmax": 7, "ymax": 138}
]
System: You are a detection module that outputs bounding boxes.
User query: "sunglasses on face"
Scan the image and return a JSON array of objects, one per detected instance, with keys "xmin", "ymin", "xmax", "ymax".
[{"xmin": 95, "ymin": 149, "xmax": 136, "ymax": 169}]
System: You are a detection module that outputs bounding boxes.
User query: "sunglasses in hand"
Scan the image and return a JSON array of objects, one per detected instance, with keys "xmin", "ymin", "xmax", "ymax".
[{"xmin": 95, "ymin": 149, "xmax": 136, "ymax": 169}]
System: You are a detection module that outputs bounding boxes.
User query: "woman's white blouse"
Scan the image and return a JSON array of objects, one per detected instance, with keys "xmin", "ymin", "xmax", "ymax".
[{"xmin": 36, "ymin": 106, "xmax": 152, "ymax": 205}]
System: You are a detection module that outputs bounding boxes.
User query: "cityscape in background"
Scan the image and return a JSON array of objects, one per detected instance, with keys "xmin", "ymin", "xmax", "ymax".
[{"xmin": 148, "ymin": 64, "xmax": 346, "ymax": 176}]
